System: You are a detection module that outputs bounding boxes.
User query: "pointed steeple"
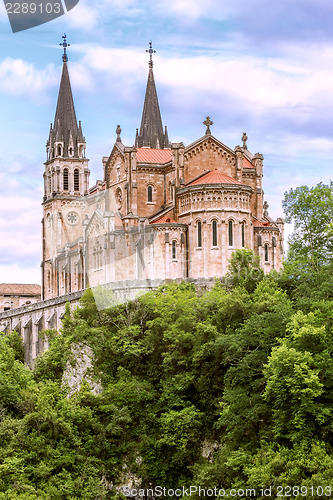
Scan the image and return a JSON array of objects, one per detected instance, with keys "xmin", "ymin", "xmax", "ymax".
[
  {"xmin": 47, "ymin": 35, "xmax": 85, "ymax": 160},
  {"xmin": 135, "ymin": 42, "xmax": 169, "ymax": 149}
]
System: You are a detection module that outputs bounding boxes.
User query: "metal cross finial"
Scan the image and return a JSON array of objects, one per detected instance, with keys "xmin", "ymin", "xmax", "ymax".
[
  {"xmin": 242, "ymin": 132, "xmax": 248, "ymax": 149},
  {"xmin": 60, "ymin": 34, "xmax": 70, "ymax": 63},
  {"xmin": 203, "ymin": 116, "xmax": 213, "ymax": 135},
  {"xmin": 146, "ymin": 41, "xmax": 156, "ymax": 68}
]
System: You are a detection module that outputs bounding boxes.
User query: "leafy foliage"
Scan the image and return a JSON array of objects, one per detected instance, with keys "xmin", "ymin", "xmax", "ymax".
[
  {"xmin": 2, "ymin": 228, "xmax": 333, "ymax": 495},
  {"xmin": 283, "ymin": 182, "xmax": 333, "ymax": 270}
]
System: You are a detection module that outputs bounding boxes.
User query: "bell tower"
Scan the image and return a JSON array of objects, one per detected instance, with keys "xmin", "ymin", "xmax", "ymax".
[{"xmin": 42, "ymin": 35, "xmax": 90, "ymax": 300}]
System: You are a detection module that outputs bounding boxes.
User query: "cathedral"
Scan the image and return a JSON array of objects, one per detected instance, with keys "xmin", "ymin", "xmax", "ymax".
[{"xmin": 41, "ymin": 39, "xmax": 284, "ymax": 302}]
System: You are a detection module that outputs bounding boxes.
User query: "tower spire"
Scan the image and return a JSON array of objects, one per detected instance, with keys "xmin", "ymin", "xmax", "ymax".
[
  {"xmin": 135, "ymin": 42, "xmax": 169, "ymax": 149},
  {"xmin": 47, "ymin": 34, "xmax": 85, "ymax": 160}
]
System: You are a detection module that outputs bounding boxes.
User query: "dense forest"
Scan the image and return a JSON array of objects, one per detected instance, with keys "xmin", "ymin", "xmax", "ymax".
[{"xmin": 1, "ymin": 183, "xmax": 333, "ymax": 499}]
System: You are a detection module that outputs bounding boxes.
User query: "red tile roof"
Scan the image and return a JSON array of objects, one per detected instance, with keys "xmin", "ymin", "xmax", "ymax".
[
  {"xmin": 136, "ymin": 148, "xmax": 172, "ymax": 164},
  {"xmin": 187, "ymin": 169, "xmax": 244, "ymax": 186},
  {"xmin": 253, "ymin": 220, "xmax": 271, "ymax": 227},
  {"xmin": 243, "ymin": 157, "xmax": 254, "ymax": 168},
  {"xmin": 0, "ymin": 284, "xmax": 41, "ymax": 296},
  {"xmin": 150, "ymin": 215, "xmax": 178, "ymax": 224}
]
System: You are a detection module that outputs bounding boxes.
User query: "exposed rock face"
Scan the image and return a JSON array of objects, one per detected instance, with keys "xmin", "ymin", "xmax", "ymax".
[
  {"xmin": 62, "ymin": 343, "xmax": 102, "ymax": 397},
  {"xmin": 201, "ymin": 440, "xmax": 219, "ymax": 462}
]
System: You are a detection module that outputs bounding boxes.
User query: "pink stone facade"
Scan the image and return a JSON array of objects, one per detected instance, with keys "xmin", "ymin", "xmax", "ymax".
[
  {"xmin": 42, "ymin": 134, "xmax": 284, "ymax": 300},
  {"xmin": 41, "ymin": 55, "xmax": 284, "ymax": 301}
]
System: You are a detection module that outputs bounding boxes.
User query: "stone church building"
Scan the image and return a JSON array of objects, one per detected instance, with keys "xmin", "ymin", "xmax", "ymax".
[
  {"xmin": 0, "ymin": 40, "xmax": 284, "ymax": 362},
  {"xmin": 42, "ymin": 41, "xmax": 284, "ymax": 301}
]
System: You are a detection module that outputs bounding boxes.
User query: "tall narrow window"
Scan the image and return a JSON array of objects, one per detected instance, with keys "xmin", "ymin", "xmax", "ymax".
[
  {"xmin": 264, "ymin": 244, "xmax": 269, "ymax": 262},
  {"xmin": 74, "ymin": 169, "xmax": 80, "ymax": 192},
  {"xmin": 63, "ymin": 168, "xmax": 69, "ymax": 191},
  {"xmin": 197, "ymin": 221, "xmax": 202, "ymax": 248},
  {"xmin": 148, "ymin": 185, "xmax": 153, "ymax": 202},
  {"xmin": 241, "ymin": 222, "xmax": 245, "ymax": 247},
  {"xmin": 228, "ymin": 220, "xmax": 233, "ymax": 246},
  {"xmin": 172, "ymin": 241, "xmax": 176, "ymax": 260},
  {"xmin": 170, "ymin": 182, "xmax": 173, "ymax": 201},
  {"xmin": 212, "ymin": 220, "xmax": 217, "ymax": 247}
]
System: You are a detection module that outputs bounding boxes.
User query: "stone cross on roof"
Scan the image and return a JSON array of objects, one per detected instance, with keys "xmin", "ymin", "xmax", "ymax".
[
  {"xmin": 60, "ymin": 33, "xmax": 70, "ymax": 63},
  {"xmin": 203, "ymin": 116, "xmax": 213, "ymax": 135}
]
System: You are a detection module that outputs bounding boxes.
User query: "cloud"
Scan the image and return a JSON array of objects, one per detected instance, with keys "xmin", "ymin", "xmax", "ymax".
[
  {"xmin": 75, "ymin": 40, "xmax": 333, "ymax": 119},
  {"xmin": 153, "ymin": 0, "xmax": 230, "ymax": 21},
  {"xmin": 62, "ymin": 1, "xmax": 99, "ymax": 31},
  {"xmin": 152, "ymin": 0, "xmax": 333, "ymax": 45},
  {"xmin": 0, "ymin": 195, "xmax": 41, "ymax": 266},
  {"xmin": 0, "ymin": 264, "xmax": 40, "ymax": 284},
  {"xmin": 0, "ymin": 58, "xmax": 57, "ymax": 102}
]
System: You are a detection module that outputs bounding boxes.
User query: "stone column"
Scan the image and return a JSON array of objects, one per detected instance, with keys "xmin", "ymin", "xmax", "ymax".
[
  {"xmin": 253, "ymin": 153, "xmax": 264, "ymax": 219},
  {"xmin": 234, "ymin": 146, "xmax": 243, "ymax": 182},
  {"xmin": 56, "ymin": 166, "xmax": 60, "ymax": 193},
  {"xmin": 84, "ymin": 168, "xmax": 88, "ymax": 196},
  {"xmin": 172, "ymin": 143, "xmax": 184, "ymax": 189},
  {"xmin": 43, "ymin": 172, "xmax": 47, "ymax": 200},
  {"xmin": 165, "ymin": 232, "xmax": 170, "ymax": 279}
]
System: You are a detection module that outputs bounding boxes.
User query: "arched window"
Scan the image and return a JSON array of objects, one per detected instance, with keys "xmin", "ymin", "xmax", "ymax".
[
  {"xmin": 228, "ymin": 220, "xmax": 233, "ymax": 247},
  {"xmin": 197, "ymin": 221, "xmax": 202, "ymax": 248},
  {"xmin": 212, "ymin": 220, "xmax": 217, "ymax": 247},
  {"xmin": 147, "ymin": 185, "xmax": 153, "ymax": 203},
  {"xmin": 241, "ymin": 222, "xmax": 245, "ymax": 247},
  {"xmin": 74, "ymin": 169, "xmax": 80, "ymax": 192},
  {"xmin": 63, "ymin": 168, "xmax": 69, "ymax": 191},
  {"xmin": 172, "ymin": 241, "xmax": 176, "ymax": 260},
  {"xmin": 48, "ymin": 174, "xmax": 52, "ymax": 194},
  {"xmin": 264, "ymin": 244, "xmax": 269, "ymax": 262},
  {"xmin": 57, "ymin": 145, "xmax": 62, "ymax": 156}
]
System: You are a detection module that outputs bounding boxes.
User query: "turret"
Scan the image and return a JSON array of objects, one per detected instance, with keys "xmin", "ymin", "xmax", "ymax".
[{"xmin": 43, "ymin": 34, "xmax": 89, "ymax": 200}]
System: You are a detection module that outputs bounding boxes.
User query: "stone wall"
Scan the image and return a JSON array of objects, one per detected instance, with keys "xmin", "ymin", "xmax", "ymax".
[{"xmin": 0, "ymin": 278, "xmax": 217, "ymax": 366}]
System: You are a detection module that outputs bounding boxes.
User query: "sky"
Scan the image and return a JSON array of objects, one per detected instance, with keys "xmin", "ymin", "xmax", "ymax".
[{"xmin": 1, "ymin": 0, "xmax": 333, "ymax": 284}]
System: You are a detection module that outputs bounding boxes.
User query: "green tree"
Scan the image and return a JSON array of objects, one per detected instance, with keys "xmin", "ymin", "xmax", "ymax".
[
  {"xmin": 282, "ymin": 182, "xmax": 333, "ymax": 271},
  {"xmin": 263, "ymin": 311, "xmax": 333, "ymax": 443},
  {"xmin": 227, "ymin": 248, "xmax": 264, "ymax": 292}
]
